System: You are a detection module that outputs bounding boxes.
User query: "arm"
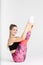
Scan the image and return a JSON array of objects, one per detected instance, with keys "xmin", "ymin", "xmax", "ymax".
[
  {"xmin": 21, "ymin": 23, "xmax": 32, "ymax": 40},
  {"xmin": 13, "ymin": 23, "xmax": 34, "ymax": 42}
]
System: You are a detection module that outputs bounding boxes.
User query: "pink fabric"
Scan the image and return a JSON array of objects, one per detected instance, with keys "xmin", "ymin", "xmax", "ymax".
[{"xmin": 12, "ymin": 31, "xmax": 31, "ymax": 62}]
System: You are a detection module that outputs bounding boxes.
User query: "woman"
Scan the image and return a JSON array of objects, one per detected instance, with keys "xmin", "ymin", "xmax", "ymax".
[{"xmin": 8, "ymin": 21, "xmax": 34, "ymax": 62}]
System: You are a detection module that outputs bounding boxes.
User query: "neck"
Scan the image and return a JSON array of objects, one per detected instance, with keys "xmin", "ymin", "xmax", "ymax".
[{"xmin": 9, "ymin": 33, "xmax": 15, "ymax": 38}]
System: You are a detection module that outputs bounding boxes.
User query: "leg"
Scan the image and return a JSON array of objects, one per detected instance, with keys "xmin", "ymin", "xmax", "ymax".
[
  {"xmin": 25, "ymin": 31, "xmax": 31, "ymax": 41},
  {"xmin": 12, "ymin": 32, "xmax": 31, "ymax": 62},
  {"xmin": 12, "ymin": 24, "xmax": 34, "ymax": 62}
]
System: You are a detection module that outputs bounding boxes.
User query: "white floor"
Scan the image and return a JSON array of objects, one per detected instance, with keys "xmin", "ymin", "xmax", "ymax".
[{"xmin": 1, "ymin": 58, "xmax": 43, "ymax": 65}]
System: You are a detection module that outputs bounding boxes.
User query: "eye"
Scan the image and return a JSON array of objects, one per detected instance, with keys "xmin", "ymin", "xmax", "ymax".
[
  {"xmin": 16, "ymin": 30, "xmax": 17, "ymax": 31},
  {"xmin": 14, "ymin": 29, "xmax": 17, "ymax": 31}
]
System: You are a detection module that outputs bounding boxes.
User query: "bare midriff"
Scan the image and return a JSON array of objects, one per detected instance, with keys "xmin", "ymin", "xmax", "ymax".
[{"xmin": 10, "ymin": 49, "xmax": 16, "ymax": 53}]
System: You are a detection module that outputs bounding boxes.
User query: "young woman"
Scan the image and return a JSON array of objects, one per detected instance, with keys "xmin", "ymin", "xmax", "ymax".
[{"xmin": 8, "ymin": 21, "xmax": 34, "ymax": 62}]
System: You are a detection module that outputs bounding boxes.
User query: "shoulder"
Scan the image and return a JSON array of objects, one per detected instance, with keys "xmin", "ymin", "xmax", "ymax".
[
  {"xmin": 7, "ymin": 38, "xmax": 13, "ymax": 46},
  {"xmin": 14, "ymin": 36, "xmax": 21, "ymax": 39},
  {"xmin": 13, "ymin": 36, "xmax": 23, "ymax": 42}
]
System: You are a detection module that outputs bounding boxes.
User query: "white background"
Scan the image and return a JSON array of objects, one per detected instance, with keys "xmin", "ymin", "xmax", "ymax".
[
  {"xmin": 1, "ymin": 0, "xmax": 43, "ymax": 65},
  {"xmin": 0, "ymin": 0, "xmax": 1, "ymax": 63}
]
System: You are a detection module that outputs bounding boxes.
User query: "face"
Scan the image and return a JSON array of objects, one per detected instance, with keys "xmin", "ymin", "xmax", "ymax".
[{"xmin": 10, "ymin": 27, "xmax": 18, "ymax": 36}]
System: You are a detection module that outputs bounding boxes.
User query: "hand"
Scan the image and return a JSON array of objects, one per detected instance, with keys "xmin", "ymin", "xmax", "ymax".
[{"xmin": 31, "ymin": 24, "xmax": 34, "ymax": 28}]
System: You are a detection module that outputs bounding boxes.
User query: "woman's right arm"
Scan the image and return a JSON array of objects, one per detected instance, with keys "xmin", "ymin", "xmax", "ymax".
[
  {"xmin": 13, "ymin": 23, "xmax": 34, "ymax": 42},
  {"xmin": 21, "ymin": 23, "xmax": 33, "ymax": 40}
]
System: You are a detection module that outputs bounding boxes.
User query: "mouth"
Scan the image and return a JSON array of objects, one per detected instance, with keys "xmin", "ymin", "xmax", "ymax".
[{"xmin": 14, "ymin": 32, "xmax": 17, "ymax": 34}]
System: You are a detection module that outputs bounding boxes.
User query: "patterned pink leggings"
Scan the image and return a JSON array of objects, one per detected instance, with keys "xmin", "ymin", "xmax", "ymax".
[{"xmin": 12, "ymin": 31, "xmax": 31, "ymax": 62}]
